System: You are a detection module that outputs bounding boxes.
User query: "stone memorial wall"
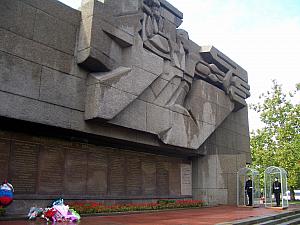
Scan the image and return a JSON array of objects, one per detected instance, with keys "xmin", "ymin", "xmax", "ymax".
[{"xmin": 0, "ymin": 0, "xmax": 251, "ymax": 214}]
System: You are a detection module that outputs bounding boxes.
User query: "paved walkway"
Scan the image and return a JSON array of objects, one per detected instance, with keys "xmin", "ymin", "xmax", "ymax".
[{"xmin": 0, "ymin": 205, "xmax": 296, "ymax": 225}]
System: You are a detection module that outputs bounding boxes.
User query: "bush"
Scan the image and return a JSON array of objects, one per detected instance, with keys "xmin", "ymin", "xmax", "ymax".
[
  {"xmin": 68, "ymin": 199, "xmax": 204, "ymax": 214},
  {"xmin": 157, "ymin": 199, "xmax": 176, "ymax": 205},
  {"xmin": 0, "ymin": 206, "xmax": 5, "ymax": 217}
]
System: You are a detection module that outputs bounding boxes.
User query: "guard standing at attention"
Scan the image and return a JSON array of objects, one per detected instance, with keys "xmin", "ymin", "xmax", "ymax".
[
  {"xmin": 272, "ymin": 177, "xmax": 281, "ymax": 207},
  {"xmin": 245, "ymin": 176, "xmax": 253, "ymax": 206}
]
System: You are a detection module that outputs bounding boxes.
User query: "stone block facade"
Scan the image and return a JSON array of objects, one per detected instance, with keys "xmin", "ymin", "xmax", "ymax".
[{"xmin": 0, "ymin": 0, "xmax": 250, "ymax": 214}]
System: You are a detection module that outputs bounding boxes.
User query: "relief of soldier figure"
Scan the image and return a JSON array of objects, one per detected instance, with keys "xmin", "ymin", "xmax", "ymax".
[{"xmin": 79, "ymin": 0, "xmax": 251, "ymax": 149}]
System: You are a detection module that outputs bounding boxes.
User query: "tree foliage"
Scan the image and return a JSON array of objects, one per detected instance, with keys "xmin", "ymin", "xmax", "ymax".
[{"xmin": 250, "ymin": 80, "xmax": 300, "ymax": 188}]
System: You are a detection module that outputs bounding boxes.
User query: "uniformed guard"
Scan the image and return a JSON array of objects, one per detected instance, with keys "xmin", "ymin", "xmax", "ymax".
[
  {"xmin": 272, "ymin": 177, "xmax": 281, "ymax": 207},
  {"xmin": 245, "ymin": 176, "xmax": 253, "ymax": 206}
]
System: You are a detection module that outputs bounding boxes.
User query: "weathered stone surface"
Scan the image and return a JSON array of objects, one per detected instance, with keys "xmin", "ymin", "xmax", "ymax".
[
  {"xmin": 40, "ymin": 67, "xmax": 85, "ymax": 110},
  {"xmin": 0, "ymin": 0, "xmax": 36, "ymax": 39},
  {"xmin": 160, "ymin": 112, "xmax": 194, "ymax": 148},
  {"xmin": 85, "ymin": 82, "xmax": 136, "ymax": 120},
  {"xmin": 88, "ymin": 66, "xmax": 157, "ymax": 96},
  {"xmin": 78, "ymin": 1, "xmax": 134, "ymax": 72},
  {"xmin": 192, "ymin": 155, "xmax": 217, "ymax": 189},
  {"xmin": 217, "ymin": 173, "xmax": 228, "ymax": 189},
  {"xmin": 0, "ymin": 0, "xmax": 252, "ymax": 210},
  {"xmin": 152, "ymin": 81, "xmax": 178, "ymax": 107},
  {"xmin": 0, "ymin": 91, "xmax": 71, "ymax": 129},
  {"xmin": 181, "ymin": 163, "xmax": 192, "ymax": 195},
  {"xmin": 0, "ymin": 52, "xmax": 41, "ymax": 99},
  {"xmin": 23, "ymin": 0, "xmax": 81, "ymax": 25},
  {"xmin": 33, "ymin": 10, "xmax": 77, "ymax": 54},
  {"xmin": 111, "ymin": 99, "xmax": 147, "ymax": 131},
  {"xmin": 10, "ymin": 141, "xmax": 39, "ymax": 194},
  {"xmin": 146, "ymin": 103, "xmax": 171, "ymax": 134},
  {"xmin": 0, "ymin": 139, "xmax": 10, "ymax": 182},
  {"xmin": 227, "ymin": 173, "xmax": 238, "ymax": 204},
  {"xmin": 92, "ymin": 0, "xmax": 140, "ymax": 20},
  {"xmin": 65, "ymin": 149, "xmax": 87, "ymax": 195},
  {"xmin": 5, "ymin": 200, "xmax": 50, "ymax": 215},
  {"xmin": 169, "ymin": 160, "xmax": 181, "ymax": 196},
  {"xmin": 109, "ymin": 152, "xmax": 126, "ymax": 196},
  {"xmin": 126, "ymin": 152, "xmax": 142, "ymax": 196},
  {"xmin": 236, "ymin": 154, "xmax": 247, "ymax": 171},
  {"xmin": 207, "ymin": 188, "xmax": 228, "ymax": 205},
  {"xmin": 142, "ymin": 157, "xmax": 157, "ymax": 196},
  {"xmin": 160, "ymin": 0, "xmax": 183, "ymax": 20},
  {"xmin": 186, "ymin": 93, "xmax": 218, "ymax": 125},
  {"xmin": 156, "ymin": 159, "xmax": 169, "ymax": 196},
  {"xmin": 122, "ymin": 41, "xmax": 164, "ymax": 76},
  {"xmin": 217, "ymin": 154, "xmax": 237, "ymax": 174},
  {"xmin": 200, "ymin": 45, "xmax": 248, "ymax": 82},
  {"xmin": 192, "ymin": 188, "xmax": 208, "ymax": 203},
  {"xmin": 216, "ymin": 128, "xmax": 237, "ymax": 151},
  {"xmin": 38, "ymin": 146, "xmax": 64, "ymax": 194},
  {"xmin": 87, "ymin": 148, "xmax": 108, "ymax": 195},
  {"xmin": 0, "ymin": 28, "xmax": 74, "ymax": 74}
]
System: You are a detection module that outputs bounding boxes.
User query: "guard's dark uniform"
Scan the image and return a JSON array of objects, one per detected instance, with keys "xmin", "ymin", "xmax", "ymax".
[
  {"xmin": 272, "ymin": 180, "xmax": 281, "ymax": 207},
  {"xmin": 245, "ymin": 179, "xmax": 253, "ymax": 206}
]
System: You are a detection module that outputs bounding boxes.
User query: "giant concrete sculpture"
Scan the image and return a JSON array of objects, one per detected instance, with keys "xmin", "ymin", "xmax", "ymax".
[
  {"xmin": 0, "ymin": 0, "xmax": 251, "ymax": 214},
  {"xmin": 79, "ymin": 0, "xmax": 250, "ymax": 149}
]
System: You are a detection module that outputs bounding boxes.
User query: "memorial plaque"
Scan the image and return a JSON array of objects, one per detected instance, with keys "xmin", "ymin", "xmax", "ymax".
[
  {"xmin": 109, "ymin": 152, "xmax": 126, "ymax": 196},
  {"xmin": 0, "ymin": 130, "xmax": 11, "ymax": 139},
  {"xmin": 0, "ymin": 139, "xmax": 10, "ymax": 181},
  {"xmin": 38, "ymin": 146, "xmax": 64, "ymax": 194},
  {"xmin": 169, "ymin": 160, "xmax": 181, "ymax": 196},
  {"xmin": 181, "ymin": 163, "xmax": 192, "ymax": 196},
  {"xmin": 142, "ymin": 157, "xmax": 156, "ymax": 195},
  {"xmin": 10, "ymin": 141, "xmax": 39, "ymax": 194},
  {"xmin": 126, "ymin": 153, "xmax": 142, "ymax": 196},
  {"xmin": 87, "ymin": 149, "xmax": 108, "ymax": 196},
  {"xmin": 65, "ymin": 149, "xmax": 87, "ymax": 195},
  {"xmin": 156, "ymin": 159, "xmax": 169, "ymax": 196}
]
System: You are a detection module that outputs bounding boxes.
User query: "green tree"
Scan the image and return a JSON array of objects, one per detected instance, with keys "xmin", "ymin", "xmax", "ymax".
[{"xmin": 250, "ymin": 80, "xmax": 300, "ymax": 188}]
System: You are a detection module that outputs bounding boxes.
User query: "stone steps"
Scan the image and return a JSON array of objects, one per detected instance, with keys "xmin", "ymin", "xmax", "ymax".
[
  {"xmin": 277, "ymin": 217, "xmax": 300, "ymax": 225},
  {"xmin": 217, "ymin": 209, "xmax": 300, "ymax": 225},
  {"xmin": 258, "ymin": 213, "xmax": 300, "ymax": 225}
]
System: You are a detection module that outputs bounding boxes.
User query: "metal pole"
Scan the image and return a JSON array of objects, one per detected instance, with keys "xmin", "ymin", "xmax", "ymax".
[
  {"xmin": 280, "ymin": 172, "xmax": 283, "ymax": 208},
  {"xmin": 252, "ymin": 171, "xmax": 254, "ymax": 207},
  {"xmin": 264, "ymin": 171, "xmax": 267, "ymax": 207},
  {"xmin": 237, "ymin": 171, "xmax": 239, "ymax": 206}
]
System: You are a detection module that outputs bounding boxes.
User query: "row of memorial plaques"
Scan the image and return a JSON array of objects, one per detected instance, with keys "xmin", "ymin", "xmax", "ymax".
[{"xmin": 0, "ymin": 138, "xmax": 192, "ymax": 197}]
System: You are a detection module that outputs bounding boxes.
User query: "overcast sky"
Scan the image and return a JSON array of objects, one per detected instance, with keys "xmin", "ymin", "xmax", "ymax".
[{"xmin": 59, "ymin": 0, "xmax": 300, "ymax": 131}]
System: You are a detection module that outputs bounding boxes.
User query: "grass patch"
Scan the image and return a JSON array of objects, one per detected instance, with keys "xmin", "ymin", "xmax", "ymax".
[
  {"xmin": 289, "ymin": 201, "xmax": 300, "ymax": 205},
  {"xmin": 0, "ymin": 206, "xmax": 5, "ymax": 217}
]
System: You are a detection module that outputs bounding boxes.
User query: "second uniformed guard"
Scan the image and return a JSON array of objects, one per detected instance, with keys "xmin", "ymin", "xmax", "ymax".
[
  {"xmin": 245, "ymin": 176, "xmax": 253, "ymax": 206},
  {"xmin": 272, "ymin": 177, "xmax": 281, "ymax": 207}
]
